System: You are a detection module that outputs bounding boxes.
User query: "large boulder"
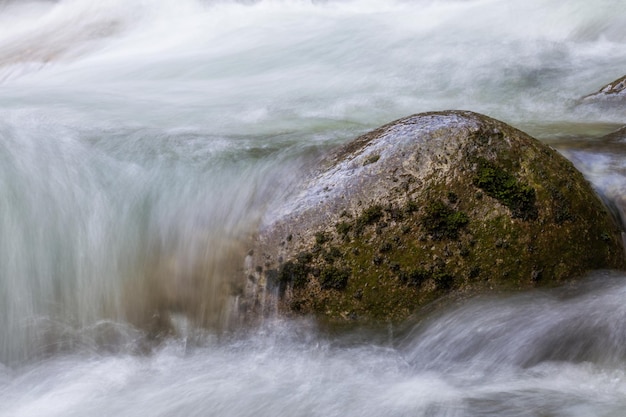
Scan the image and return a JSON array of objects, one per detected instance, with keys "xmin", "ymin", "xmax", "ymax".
[{"xmin": 241, "ymin": 111, "xmax": 625, "ymax": 323}]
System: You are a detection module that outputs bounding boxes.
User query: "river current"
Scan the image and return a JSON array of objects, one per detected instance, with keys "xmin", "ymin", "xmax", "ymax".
[{"xmin": 1, "ymin": 1, "xmax": 626, "ymax": 416}]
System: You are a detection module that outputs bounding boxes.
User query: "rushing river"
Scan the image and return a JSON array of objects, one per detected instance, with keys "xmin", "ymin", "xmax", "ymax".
[{"xmin": 1, "ymin": 0, "xmax": 626, "ymax": 415}]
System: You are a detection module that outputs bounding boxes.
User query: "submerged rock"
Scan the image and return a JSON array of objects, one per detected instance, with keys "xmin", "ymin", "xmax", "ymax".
[
  {"xmin": 580, "ymin": 74, "xmax": 626, "ymax": 105},
  {"xmin": 601, "ymin": 126, "xmax": 626, "ymax": 142},
  {"xmin": 556, "ymin": 125, "xmax": 626, "ymax": 231},
  {"xmin": 242, "ymin": 111, "xmax": 626, "ymax": 323}
]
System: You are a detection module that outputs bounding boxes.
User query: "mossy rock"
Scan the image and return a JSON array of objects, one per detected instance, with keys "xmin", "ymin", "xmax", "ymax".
[{"xmin": 241, "ymin": 111, "xmax": 626, "ymax": 323}]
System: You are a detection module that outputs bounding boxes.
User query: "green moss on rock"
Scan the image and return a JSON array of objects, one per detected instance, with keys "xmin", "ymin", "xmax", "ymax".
[
  {"xmin": 277, "ymin": 252, "xmax": 313, "ymax": 291},
  {"xmin": 354, "ymin": 205, "xmax": 384, "ymax": 235},
  {"xmin": 335, "ymin": 221, "xmax": 352, "ymax": 237},
  {"xmin": 422, "ymin": 200, "xmax": 469, "ymax": 240},
  {"xmin": 318, "ymin": 266, "xmax": 350, "ymax": 290},
  {"xmin": 473, "ymin": 158, "xmax": 538, "ymax": 220}
]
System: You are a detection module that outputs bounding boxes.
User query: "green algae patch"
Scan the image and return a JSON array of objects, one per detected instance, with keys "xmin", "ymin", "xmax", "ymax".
[
  {"xmin": 335, "ymin": 221, "xmax": 352, "ymax": 238},
  {"xmin": 319, "ymin": 266, "xmax": 350, "ymax": 290},
  {"xmin": 473, "ymin": 158, "xmax": 538, "ymax": 220},
  {"xmin": 422, "ymin": 200, "xmax": 469, "ymax": 240},
  {"xmin": 277, "ymin": 252, "xmax": 313, "ymax": 291},
  {"xmin": 354, "ymin": 205, "xmax": 384, "ymax": 236}
]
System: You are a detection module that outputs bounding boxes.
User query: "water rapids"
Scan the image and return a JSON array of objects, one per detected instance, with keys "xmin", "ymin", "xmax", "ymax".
[{"xmin": 1, "ymin": 0, "xmax": 626, "ymax": 415}]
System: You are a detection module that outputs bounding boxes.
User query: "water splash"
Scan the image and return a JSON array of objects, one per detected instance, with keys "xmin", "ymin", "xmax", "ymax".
[{"xmin": 3, "ymin": 276, "xmax": 626, "ymax": 416}]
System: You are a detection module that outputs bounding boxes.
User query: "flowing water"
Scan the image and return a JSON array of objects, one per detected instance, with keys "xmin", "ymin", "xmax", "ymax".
[{"xmin": 1, "ymin": 0, "xmax": 626, "ymax": 415}]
